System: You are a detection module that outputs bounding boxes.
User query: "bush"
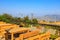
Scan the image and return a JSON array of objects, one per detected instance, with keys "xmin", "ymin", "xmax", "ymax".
[{"xmin": 50, "ymin": 34, "xmax": 58, "ymax": 39}]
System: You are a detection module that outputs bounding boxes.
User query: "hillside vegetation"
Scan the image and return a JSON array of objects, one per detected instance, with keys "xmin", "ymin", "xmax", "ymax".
[{"xmin": 0, "ymin": 13, "xmax": 38, "ymax": 27}]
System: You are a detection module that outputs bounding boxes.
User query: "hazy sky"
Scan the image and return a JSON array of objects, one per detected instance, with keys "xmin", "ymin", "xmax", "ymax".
[{"xmin": 0, "ymin": 0, "xmax": 60, "ymax": 17}]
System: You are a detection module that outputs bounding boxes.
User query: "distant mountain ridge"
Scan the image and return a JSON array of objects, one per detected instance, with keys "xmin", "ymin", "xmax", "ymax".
[{"xmin": 39, "ymin": 14, "xmax": 60, "ymax": 21}]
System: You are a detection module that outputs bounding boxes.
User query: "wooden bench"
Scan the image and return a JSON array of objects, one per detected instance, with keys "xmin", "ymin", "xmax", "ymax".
[
  {"xmin": 27, "ymin": 32, "xmax": 50, "ymax": 40},
  {"xmin": 15, "ymin": 30, "xmax": 40, "ymax": 40}
]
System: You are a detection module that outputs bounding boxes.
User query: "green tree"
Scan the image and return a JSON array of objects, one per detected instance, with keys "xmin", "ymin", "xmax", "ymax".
[
  {"xmin": 32, "ymin": 18, "xmax": 38, "ymax": 24},
  {"xmin": 23, "ymin": 16, "xmax": 31, "ymax": 23}
]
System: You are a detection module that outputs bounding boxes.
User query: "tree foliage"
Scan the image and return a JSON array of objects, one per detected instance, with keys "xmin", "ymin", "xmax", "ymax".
[{"xmin": 0, "ymin": 13, "xmax": 38, "ymax": 27}]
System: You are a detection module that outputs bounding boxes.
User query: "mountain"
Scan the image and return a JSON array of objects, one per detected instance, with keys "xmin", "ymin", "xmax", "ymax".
[{"xmin": 39, "ymin": 15, "xmax": 60, "ymax": 22}]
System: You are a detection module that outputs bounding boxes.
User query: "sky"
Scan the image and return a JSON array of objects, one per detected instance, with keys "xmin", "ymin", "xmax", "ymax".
[{"xmin": 0, "ymin": 0, "xmax": 60, "ymax": 17}]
